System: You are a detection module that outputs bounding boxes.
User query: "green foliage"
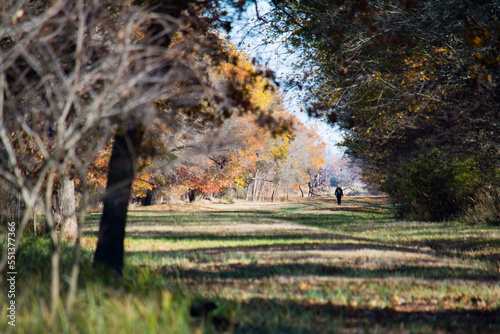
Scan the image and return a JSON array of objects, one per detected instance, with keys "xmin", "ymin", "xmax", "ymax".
[{"xmin": 382, "ymin": 152, "xmax": 483, "ymax": 221}]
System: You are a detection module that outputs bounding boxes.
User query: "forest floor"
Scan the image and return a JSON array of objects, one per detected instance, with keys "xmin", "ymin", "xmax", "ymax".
[{"xmin": 80, "ymin": 196, "xmax": 500, "ymax": 333}]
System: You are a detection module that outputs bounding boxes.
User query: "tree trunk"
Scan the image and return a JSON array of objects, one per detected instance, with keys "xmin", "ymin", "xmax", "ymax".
[
  {"xmin": 271, "ymin": 181, "xmax": 280, "ymax": 202},
  {"xmin": 258, "ymin": 181, "xmax": 265, "ymax": 202},
  {"xmin": 252, "ymin": 172, "xmax": 259, "ymax": 201},
  {"xmin": 142, "ymin": 188, "xmax": 154, "ymax": 206},
  {"xmin": 188, "ymin": 189, "xmax": 197, "ymax": 203},
  {"xmin": 253, "ymin": 179, "xmax": 259, "ymax": 201},
  {"xmin": 254, "ymin": 179, "xmax": 260, "ymax": 202},
  {"xmin": 92, "ymin": 2, "xmax": 190, "ymax": 276},
  {"xmin": 93, "ymin": 127, "xmax": 144, "ymax": 275},
  {"xmin": 52, "ymin": 176, "xmax": 78, "ymax": 241}
]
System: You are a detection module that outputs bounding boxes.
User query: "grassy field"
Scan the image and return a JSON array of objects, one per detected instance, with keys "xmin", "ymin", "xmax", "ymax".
[{"xmin": 3, "ymin": 196, "xmax": 500, "ymax": 333}]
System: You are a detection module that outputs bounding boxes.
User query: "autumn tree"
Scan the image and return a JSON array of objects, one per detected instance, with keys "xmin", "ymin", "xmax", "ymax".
[
  {"xmin": 284, "ymin": 123, "xmax": 326, "ymax": 198},
  {"xmin": 161, "ymin": 50, "xmax": 290, "ymax": 202},
  {"xmin": 86, "ymin": 129, "xmax": 164, "ymax": 206},
  {"xmin": 0, "ymin": 0, "xmax": 141, "ymax": 313},
  {"xmin": 85, "ymin": 47, "xmax": 284, "ymax": 205},
  {"xmin": 163, "ymin": 98, "xmax": 327, "ymax": 203}
]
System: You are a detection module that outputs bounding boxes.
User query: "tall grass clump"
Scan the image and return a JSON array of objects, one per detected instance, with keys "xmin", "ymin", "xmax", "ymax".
[
  {"xmin": 0, "ymin": 236, "xmax": 192, "ymax": 334},
  {"xmin": 461, "ymin": 187, "xmax": 500, "ymax": 226}
]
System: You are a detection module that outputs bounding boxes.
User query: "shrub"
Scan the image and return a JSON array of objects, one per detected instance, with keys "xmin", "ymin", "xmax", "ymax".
[{"xmin": 383, "ymin": 153, "xmax": 479, "ymax": 221}]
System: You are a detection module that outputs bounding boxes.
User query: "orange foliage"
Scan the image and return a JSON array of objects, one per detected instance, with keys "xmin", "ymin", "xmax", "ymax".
[
  {"xmin": 87, "ymin": 137, "xmax": 157, "ymax": 197},
  {"xmin": 86, "ymin": 45, "xmax": 326, "ymax": 200}
]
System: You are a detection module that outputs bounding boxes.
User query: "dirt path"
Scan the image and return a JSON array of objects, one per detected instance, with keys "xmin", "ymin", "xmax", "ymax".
[{"xmin": 126, "ymin": 195, "xmax": 391, "ymax": 213}]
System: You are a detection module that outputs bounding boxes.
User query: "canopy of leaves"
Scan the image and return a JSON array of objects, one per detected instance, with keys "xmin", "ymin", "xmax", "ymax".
[{"xmin": 267, "ymin": 0, "xmax": 500, "ymax": 220}]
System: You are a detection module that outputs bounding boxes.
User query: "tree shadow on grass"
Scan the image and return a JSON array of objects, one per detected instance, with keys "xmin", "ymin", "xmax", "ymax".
[
  {"xmin": 127, "ymin": 240, "xmax": 440, "ymax": 258},
  {"xmin": 97, "ymin": 209, "xmax": 391, "ymax": 223},
  {"xmin": 127, "ymin": 239, "xmax": 499, "ymax": 281},
  {"xmin": 307, "ymin": 205, "xmax": 393, "ymax": 214},
  {"xmin": 222, "ymin": 297, "xmax": 500, "ymax": 334},
  {"xmin": 83, "ymin": 230, "xmax": 375, "ymax": 242},
  {"xmin": 85, "ymin": 211, "xmax": 316, "ymax": 228},
  {"xmin": 156, "ymin": 261, "xmax": 497, "ymax": 281},
  {"xmin": 85, "ymin": 208, "xmax": 500, "ymax": 269},
  {"xmin": 82, "ymin": 210, "xmax": 395, "ymax": 241},
  {"xmin": 112, "ymin": 216, "xmax": 499, "ymax": 281},
  {"xmin": 168, "ymin": 240, "xmax": 436, "ymax": 254},
  {"xmin": 83, "ymin": 221, "xmax": 386, "ymax": 242},
  {"xmin": 418, "ymin": 238, "xmax": 500, "ymax": 252},
  {"xmin": 400, "ymin": 238, "xmax": 500, "ymax": 266},
  {"xmin": 267, "ymin": 213, "xmax": 396, "ymax": 231}
]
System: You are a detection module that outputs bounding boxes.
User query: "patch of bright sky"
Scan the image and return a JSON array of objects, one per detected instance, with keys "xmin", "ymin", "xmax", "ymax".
[{"xmin": 226, "ymin": 1, "xmax": 344, "ymax": 157}]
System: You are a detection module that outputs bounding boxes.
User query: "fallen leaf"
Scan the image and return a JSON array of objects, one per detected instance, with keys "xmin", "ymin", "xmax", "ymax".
[{"xmin": 299, "ymin": 282, "xmax": 310, "ymax": 291}]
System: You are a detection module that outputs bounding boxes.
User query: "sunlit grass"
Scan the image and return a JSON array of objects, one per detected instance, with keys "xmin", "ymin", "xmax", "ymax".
[{"xmin": 1, "ymin": 284, "xmax": 191, "ymax": 334}]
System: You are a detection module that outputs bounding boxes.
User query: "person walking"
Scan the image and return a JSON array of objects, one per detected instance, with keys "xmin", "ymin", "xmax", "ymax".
[{"xmin": 334, "ymin": 185, "xmax": 343, "ymax": 205}]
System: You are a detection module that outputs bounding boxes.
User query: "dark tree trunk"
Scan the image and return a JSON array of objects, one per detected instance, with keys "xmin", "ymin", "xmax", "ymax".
[
  {"xmin": 271, "ymin": 182, "xmax": 279, "ymax": 202},
  {"xmin": 142, "ymin": 188, "xmax": 154, "ymax": 206},
  {"xmin": 298, "ymin": 184, "xmax": 304, "ymax": 197},
  {"xmin": 93, "ymin": 127, "xmax": 144, "ymax": 275},
  {"xmin": 188, "ymin": 189, "xmax": 197, "ymax": 203}
]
